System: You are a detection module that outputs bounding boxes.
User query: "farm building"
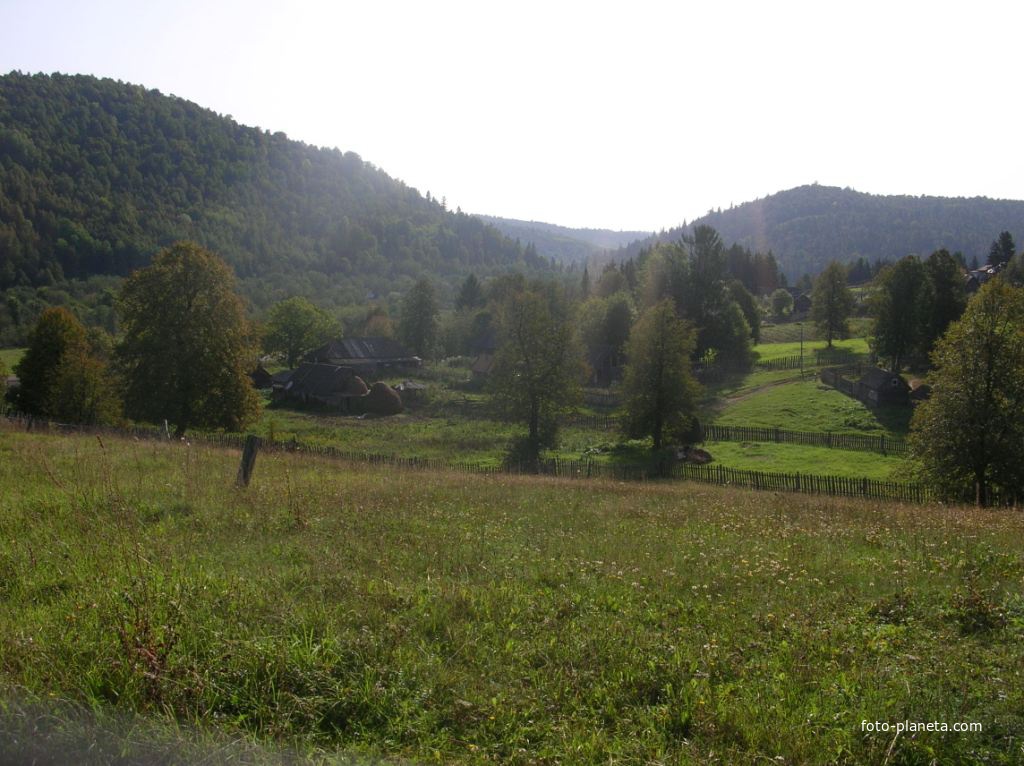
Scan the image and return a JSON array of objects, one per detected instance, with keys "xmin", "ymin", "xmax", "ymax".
[
  {"xmin": 249, "ymin": 365, "xmax": 274, "ymax": 389},
  {"xmin": 792, "ymin": 293, "xmax": 812, "ymax": 315},
  {"xmin": 857, "ymin": 367, "xmax": 910, "ymax": 407},
  {"xmin": 820, "ymin": 365, "xmax": 910, "ymax": 408},
  {"xmin": 274, "ymin": 363, "xmax": 369, "ymax": 412},
  {"xmin": 304, "ymin": 338, "xmax": 421, "ymax": 376}
]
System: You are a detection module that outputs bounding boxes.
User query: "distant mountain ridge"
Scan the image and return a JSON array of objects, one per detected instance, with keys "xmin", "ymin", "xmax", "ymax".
[
  {"xmin": 618, "ymin": 185, "xmax": 1024, "ymax": 278},
  {"xmin": 0, "ymin": 72, "xmax": 548, "ymax": 310},
  {"xmin": 477, "ymin": 215, "xmax": 650, "ymax": 263}
]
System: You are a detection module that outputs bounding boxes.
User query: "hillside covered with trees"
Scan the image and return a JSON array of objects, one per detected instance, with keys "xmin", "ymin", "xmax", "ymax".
[
  {"xmin": 0, "ymin": 72, "xmax": 549, "ymax": 340},
  {"xmin": 476, "ymin": 215, "xmax": 650, "ymax": 263},
  {"xmin": 618, "ymin": 184, "xmax": 1024, "ymax": 280}
]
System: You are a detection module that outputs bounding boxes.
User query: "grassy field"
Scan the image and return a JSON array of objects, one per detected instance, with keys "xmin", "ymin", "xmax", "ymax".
[
  {"xmin": 759, "ymin": 317, "xmax": 872, "ymax": 344},
  {"xmin": 704, "ymin": 440, "xmax": 907, "ymax": 480},
  {"xmin": 0, "ymin": 347, "xmax": 25, "ymax": 371},
  {"xmin": 752, "ymin": 337, "xmax": 870, "ymax": 362},
  {"xmin": 714, "ymin": 378, "xmax": 911, "ymax": 437},
  {"xmin": 2, "ymin": 429, "xmax": 1023, "ymax": 764}
]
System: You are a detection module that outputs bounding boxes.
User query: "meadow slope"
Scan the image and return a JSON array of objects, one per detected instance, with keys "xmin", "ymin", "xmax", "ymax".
[{"xmin": 1, "ymin": 429, "xmax": 1022, "ymax": 764}]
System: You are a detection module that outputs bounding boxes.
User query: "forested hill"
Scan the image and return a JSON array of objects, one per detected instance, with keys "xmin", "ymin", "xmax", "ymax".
[
  {"xmin": 476, "ymin": 215, "xmax": 650, "ymax": 263},
  {"xmin": 0, "ymin": 72, "xmax": 549, "ymax": 306},
  {"xmin": 618, "ymin": 185, "xmax": 1024, "ymax": 279}
]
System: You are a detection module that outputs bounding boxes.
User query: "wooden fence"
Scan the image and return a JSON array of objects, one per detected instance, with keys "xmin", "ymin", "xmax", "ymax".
[
  {"xmin": 2, "ymin": 411, "xmax": 934, "ymax": 505},
  {"xmin": 702, "ymin": 423, "xmax": 908, "ymax": 455}
]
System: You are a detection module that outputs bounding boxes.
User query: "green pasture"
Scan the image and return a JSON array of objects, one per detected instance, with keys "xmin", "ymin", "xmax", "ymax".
[{"xmin": 1, "ymin": 430, "xmax": 1021, "ymax": 764}]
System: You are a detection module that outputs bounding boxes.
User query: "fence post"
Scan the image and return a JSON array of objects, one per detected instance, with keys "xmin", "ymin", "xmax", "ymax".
[{"xmin": 236, "ymin": 434, "xmax": 262, "ymax": 487}]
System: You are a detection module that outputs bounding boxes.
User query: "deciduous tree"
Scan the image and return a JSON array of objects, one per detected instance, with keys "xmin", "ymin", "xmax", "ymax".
[
  {"xmin": 621, "ymin": 300, "xmax": 701, "ymax": 451},
  {"xmin": 810, "ymin": 261, "xmax": 854, "ymax": 347},
  {"xmin": 489, "ymin": 287, "xmax": 583, "ymax": 464},
  {"xmin": 910, "ymin": 280, "xmax": 1024, "ymax": 505},
  {"xmin": 14, "ymin": 307, "xmax": 120, "ymax": 424},
  {"xmin": 117, "ymin": 241, "xmax": 259, "ymax": 436},
  {"xmin": 14, "ymin": 307, "xmax": 88, "ymax": 416},
  {"xmin": 771, "ymin": 288, "xmax": 793, "ymax": 319},
  {"xmin": 264, "ymin": 296, "xmax": 337, "ymax": 368}
]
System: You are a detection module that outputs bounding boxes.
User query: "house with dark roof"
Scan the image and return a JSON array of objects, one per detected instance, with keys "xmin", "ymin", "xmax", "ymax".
[
  {"xmin": 273, "ymin": 363, "xmax": 369, "ymax": 412},
  {"xmin": 792, "ymin": 293, "xmax": 812, "ymax": 316},
  {"xmin": 249, "ymin": 365, "xmax": 274, "ymax": 389},
  {"xmin": 304, "ymin": 337, "xmax": 420, "ymax": 376},
  {"xmin": 856, "ymin": 367, "xmax": 909, "ymax": 407}
]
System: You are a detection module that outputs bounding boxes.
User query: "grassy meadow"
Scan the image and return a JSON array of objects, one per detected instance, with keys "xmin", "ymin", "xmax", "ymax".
[
  {"xmin": 713, "ymin": 378, "xmax": 911, "ymax": 438},
  {"xmin": 0, "ymin": 347, "xmax": 24, "ymax": 371},
  {"xmin": 1, "ymin": 428, "xmax": 1023, "ymax": 764},
  {"xmin": 751, "ymin": 337, "xmax": 870, "ymax": 362}
]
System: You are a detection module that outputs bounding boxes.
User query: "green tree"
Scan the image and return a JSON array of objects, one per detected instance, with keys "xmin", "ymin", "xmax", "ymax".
[
  {"xmin": 988, "ymin": 231, "xmax": 1016, "ymax": 267},
  {"xmin": 910, "ymin": 280, "xmax": 1024, "ymax": 505},
  {"xmin": 728, "ymin": 280, "xmax": 761, "ymax": 343},
  {"xmin": 621, "ymin": 300, "xmax": 701, "ymax": 451},
  {"xmin": 456, "ymin": 273, "xmax": 484, "ymax": 311},
  {"xmin": 264, "ymin": 296, "xmax": 337, "ymax": 368},
  {"xmin": 810, "ymin": 261, "xmax": 854, "ymax": 347},
  {"xmin": 13, "ymin": 307, "xmax": 88, "ymax": 416},
  {"xmin": 921, "ymin": 248, "xmax": 967, "ymax": 352},
  {"xmin": 489, "ymin": 287, "xmax": 583, "ymax": 464},
  {"xmin": 398, "ymin": 278, "xmax": 439, "ymax": 358},
  {"xmin": 770, "ymin": 288, "xmax": 793, "ymax": 319},
  {"xmin": 48, "ymin": 343, "xmax": 122, "ymax": 425},
  {"xmin": 872, "ymin": 256, "xmax": 928, "ymax": 371},
  {"xmin": 14, "ymin": 307, "xmax": 119, "ymax": 423},
  {"xmin": 642, "ymin": 228, "xmax": 751, "ymax": 364},
  {"xmin": 117, "ymin": 242, "xmax": 259, "ymax": 436}
]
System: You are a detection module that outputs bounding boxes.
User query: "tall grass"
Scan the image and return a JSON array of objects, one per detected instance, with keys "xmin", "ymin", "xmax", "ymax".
[{"xmin": 1, "ymin": 429, "xmax": 1022, "ymax": 763}]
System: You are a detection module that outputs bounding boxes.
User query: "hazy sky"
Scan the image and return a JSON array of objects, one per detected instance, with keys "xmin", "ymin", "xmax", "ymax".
[{"xmin": 2, "ymin": 0, "xmax": 1022, "ymax": 231}]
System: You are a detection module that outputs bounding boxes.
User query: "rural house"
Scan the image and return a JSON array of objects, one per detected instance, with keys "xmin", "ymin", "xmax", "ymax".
[
  {"xmin": 274, "ymin": 363, "xmax": 369, "ymax": 412},
  {"xmin": 792, "ymin": 293, "xmax": 812, "ymax": 316},
  {"xmin": 304, "ymin": 337, "xmax": 421, "ymax": 376},
  {"xmin": 249, "ymin": 364, "xmax": 274, "ymax": 389},
  {"xmin": 856, "ymin": 367, "xmax": 910, "ymax": 407}
]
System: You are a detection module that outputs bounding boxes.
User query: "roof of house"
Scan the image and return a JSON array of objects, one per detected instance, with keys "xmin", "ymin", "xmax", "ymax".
[
  {"xmin": 859, "ymin": 366, "xmax": 909, "ymax": 392},
  {"xmin": 250, "ymin": 365, "xmax": 274, "ymax": 387},
  {"xmin": 286, "ymin": 363, "xmax": 368, "ymax": 398},
  {"xmin": 271, "ymin": 369, "xmax": 295, "ymax": 386},
  {"xmin": 307, "ymin": 337, "xmax": 419, "ymax": 364}
]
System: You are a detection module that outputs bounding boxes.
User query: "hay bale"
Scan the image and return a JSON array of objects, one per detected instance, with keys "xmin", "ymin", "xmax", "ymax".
[{"xmin": 363, "ymin": 382, "xmax": 403, "ymax": 415}]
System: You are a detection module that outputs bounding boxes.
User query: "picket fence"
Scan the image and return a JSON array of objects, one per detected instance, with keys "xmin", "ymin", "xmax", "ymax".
[
  {"xmin": 2, "ymin": 411, "xmax": 932, "ymax": 505},
  {"xmin": 702, "ymin": 423, "xmax": 908, "ymax": 455}
]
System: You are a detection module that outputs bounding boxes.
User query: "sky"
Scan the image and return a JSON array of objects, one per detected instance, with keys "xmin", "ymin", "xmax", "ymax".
[{"xmin": 1, "ymin": 0, "xmax": 1022, "ymax": 232}]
